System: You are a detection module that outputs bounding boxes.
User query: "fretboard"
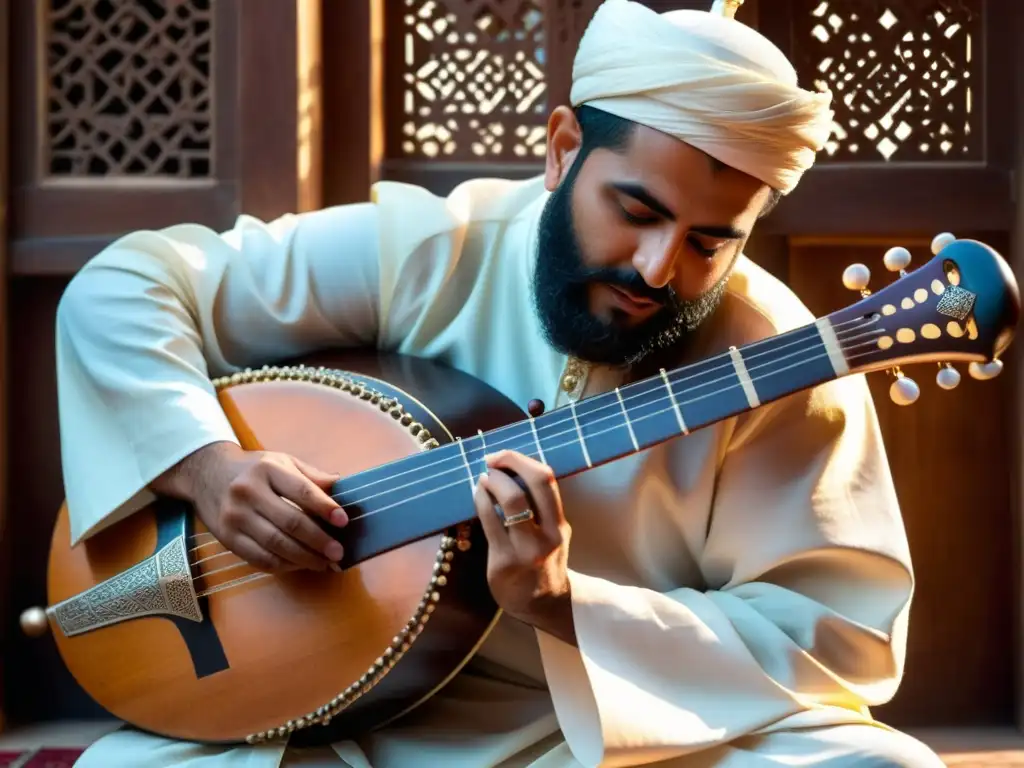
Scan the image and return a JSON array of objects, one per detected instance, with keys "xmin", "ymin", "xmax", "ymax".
[{"xmin": 333, "ymin": 319, "xmax": 847, "ymax": 566}]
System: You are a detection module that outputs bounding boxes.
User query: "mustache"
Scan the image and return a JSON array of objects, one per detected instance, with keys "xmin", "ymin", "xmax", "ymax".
[{"xmin": 576, "ymin": 266, "xmax": 680, "ymax": 310}]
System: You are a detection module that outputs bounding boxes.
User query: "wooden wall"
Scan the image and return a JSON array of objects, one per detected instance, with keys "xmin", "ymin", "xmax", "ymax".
[
  {"xmin": 1009, "ymin": 0, "xmax": 1024, "ymax": 733},
  {"xmin": 788, "ymin": 234, "xmax": 1017, "ymax": 726},
  {"xmin": 0, "ymin": 0, "xmax": 9, "ymax": 736},
  {"xmin": 0, "ymin": 0, "xmax": 332, "ymax": 723},
  {"xmin": 0, "ymin": 0, "xmax": 1020, "ymax": 733},
  {"xmin": 369, "ymin": 0, "xmax": 1022, "ymax": 727},
  {"xmin": 757, "ymin": 0, "xmax": 1020, "ymax": 725}
]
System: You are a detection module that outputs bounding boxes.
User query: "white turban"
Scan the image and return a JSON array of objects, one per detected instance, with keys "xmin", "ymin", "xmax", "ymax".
[{"xmin": 570, "ymin": 0, "xmax": 834, "ymax": 194}]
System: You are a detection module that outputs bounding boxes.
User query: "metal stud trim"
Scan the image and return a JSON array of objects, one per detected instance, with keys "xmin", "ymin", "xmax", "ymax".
[{"xmin": 210, "ymin": 364, "xmax": 464, "ymax": 744}]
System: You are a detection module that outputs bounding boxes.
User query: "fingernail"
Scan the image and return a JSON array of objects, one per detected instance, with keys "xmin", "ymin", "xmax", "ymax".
[
  {"xmin": 326, "ymin": 541, "xmax": 344, "ymax": 561},
  {"xmin": 331, "ymin": 509, "xmax": 348, "ymax": 526},
  {"xmin": 483, "ymin": 453, "xmax": 496, "ymax": 464},
  {"xmin": 329, "ymin": 562, "xmax": 343, "ymax": 573}
]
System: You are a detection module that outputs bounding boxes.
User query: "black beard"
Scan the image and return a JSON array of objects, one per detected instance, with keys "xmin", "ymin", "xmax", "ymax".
[{"xmin": 531, "ymin": 165, "xmax": 729, "ymax": 368}]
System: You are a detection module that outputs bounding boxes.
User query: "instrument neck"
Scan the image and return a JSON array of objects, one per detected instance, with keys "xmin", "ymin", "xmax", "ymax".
[{"xmin": 333, "ymin": 317, "xmax": 849, "ymax": 567}]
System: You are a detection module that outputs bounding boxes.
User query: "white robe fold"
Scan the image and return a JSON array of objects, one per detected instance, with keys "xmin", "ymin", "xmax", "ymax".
[{"xmin": 56, "ymin": 175, "xmax": 939, "ymax": 767}]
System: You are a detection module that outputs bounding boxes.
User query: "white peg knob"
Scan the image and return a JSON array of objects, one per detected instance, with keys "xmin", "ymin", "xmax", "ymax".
[
  {"xmin": 842, "ymin": 263, "xmax": 871, "ymax": 292},
  {"xmin": 19, "ymin": 606, "xmax": 49, "ymax": 637},
  {"xmin": 883, "ymin": 247, "xmax": 912, "ymax": 273},
  {"xmin": 931, "ymin": 232, "xmax": 956, "ymax": 255},
  {"xmin": 889, "ymin": 375, "xmax": 920, "ymax": 406},
  {"xmin": 968, "ymin": 360, "xmax": 1003, "ymax": 381},
  {"xmin": 936, "ymin": 365, "xmax": 961, "ymax": 390}
]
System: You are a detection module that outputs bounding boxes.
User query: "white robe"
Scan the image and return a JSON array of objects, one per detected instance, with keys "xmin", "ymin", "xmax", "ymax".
[{"xmin": 55, "ymin": 175, "xmax": 942, "ymax": 767}]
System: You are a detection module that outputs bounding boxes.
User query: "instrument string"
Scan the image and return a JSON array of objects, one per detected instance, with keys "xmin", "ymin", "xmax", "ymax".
[
  {"xmin": 195, "ymin": 571, "xmax": 272, "ymax": 598},
  {"xmin": 185, "ymin": 316, "xmax": 879, "ymax": 547},
  {"xmin": 180, "ymin": 319, "xmax": 876, "ymax": 552},
  {"xmin": 322, "ymin": 316, "xmax": 878, "ymax": 502},
  {"xmin": 186, "ymin": 317, "xmax": 893, "ymax": 594},
  {"xmin": 327, "ymin": 318, "xmax": 882, "ymax": 510},
  {"xmin": 339, "ymin": 333, "xmax": 886, "ymax": 522}
]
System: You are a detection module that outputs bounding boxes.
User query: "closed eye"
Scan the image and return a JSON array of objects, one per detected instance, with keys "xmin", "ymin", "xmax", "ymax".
[
  {"xmin": 688, "ymin": 237, "xmax": 721, "ymax": 257},
  {"xmin": 618, "ymin": 203, "xmax": 660, "ymax": 226}
]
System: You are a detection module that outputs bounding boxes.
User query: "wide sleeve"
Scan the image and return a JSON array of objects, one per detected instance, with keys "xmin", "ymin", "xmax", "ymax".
[
  {"xmin": 55, "ymin": 203, "xmax": 383, "ymax": 545},
  {"xmin": 535, "ymin": 373, "xmax": 914, "ymax": 768}
]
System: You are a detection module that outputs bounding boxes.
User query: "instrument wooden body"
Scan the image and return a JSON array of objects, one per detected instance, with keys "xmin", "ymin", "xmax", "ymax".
[
  {"xmin": 25, "ymin": 238, "xmax": 1022, "ymax": 747},
  {"xmin": 44, "ymin": 353, "xmax": 524, "ymax": 745}
]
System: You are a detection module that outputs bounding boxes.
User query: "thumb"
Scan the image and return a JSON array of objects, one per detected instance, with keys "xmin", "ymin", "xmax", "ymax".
[{"xmin": 292, "ymin": 456, "xmax": 342, "ymax": 490}]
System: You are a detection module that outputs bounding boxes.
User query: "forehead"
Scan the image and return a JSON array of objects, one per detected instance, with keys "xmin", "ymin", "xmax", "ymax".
[{"xmin": 588, "ymin": 123, "xmax": 770, "ymax": 219}]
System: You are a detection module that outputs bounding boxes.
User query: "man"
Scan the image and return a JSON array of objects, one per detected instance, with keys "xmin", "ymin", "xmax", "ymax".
[{"xmin": 57, "ymin": 1, "xmax": 943, "ymax": 766}]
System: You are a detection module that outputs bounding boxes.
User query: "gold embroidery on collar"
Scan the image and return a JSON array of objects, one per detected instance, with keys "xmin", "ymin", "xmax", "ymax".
[{"xmin": 560, "ymin": 357, "xmax": 588, "ymax": 399}]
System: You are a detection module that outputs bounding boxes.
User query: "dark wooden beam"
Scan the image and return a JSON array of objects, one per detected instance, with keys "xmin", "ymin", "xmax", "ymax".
[
  {"xmin": 1009, "ymin": 0, "xmax": 1024, "ymax": 734},
  {"xmin": 760, "ymin": 166, "xmax": 1013, "ymax": 237},
  {"xmin": 0, "ymin": 0, "xmax": 9, "ymax": 735},
  {"xmin": 321, "ymin": 0, "xmax": 375, "ymax": 205},
  {"xmin": 238, "ymin": 0, "xmax": 324, "ymax": 220}
]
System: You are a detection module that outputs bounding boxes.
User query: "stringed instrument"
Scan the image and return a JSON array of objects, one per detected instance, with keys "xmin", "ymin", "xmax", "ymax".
[{"xmin": 19, "ymin": 234, "xmax": 1019, "ymax": 747}]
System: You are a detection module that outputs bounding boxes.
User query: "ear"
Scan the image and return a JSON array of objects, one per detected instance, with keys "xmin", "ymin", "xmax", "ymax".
[{"xmin": 544, "ymin": 105, "xmax": 583, "ymax": 191}]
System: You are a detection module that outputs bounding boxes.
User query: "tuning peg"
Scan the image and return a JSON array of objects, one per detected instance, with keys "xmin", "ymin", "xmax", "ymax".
[
  {"xmin": 931, "ymin": 232, "xmax": 956, "ymax": 255},
  {"xmin": 889, "ymin": 371, "xmax": 920, "ymax": 406},
  {"xmin": 883, "ymin": 247, "xmax": 912, "ymax": 277},
  {"xmin": 19, "ymin": 606, "xmax": 49, "ymax": 637},
  {"xmin": 842, "ymin": 263, "xmax": 871, "ymax": 296},
  {"xmin": 968, "ymin": 360, "xmax": 1004, "ymax": 381},
  {"xmin": 936, "ymin": 363, "xmax": 961, "ymax": 390}
]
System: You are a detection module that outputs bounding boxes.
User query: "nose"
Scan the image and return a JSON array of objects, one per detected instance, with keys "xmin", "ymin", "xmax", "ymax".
[{"xmin": 632, "ymin": 237, "xmax": 677, "ymax": 290}]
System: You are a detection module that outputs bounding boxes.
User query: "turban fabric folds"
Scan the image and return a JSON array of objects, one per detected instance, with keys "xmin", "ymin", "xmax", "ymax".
[{"xmin": 570, "ymin": 0, "xmax": 834, "ymax": 194}]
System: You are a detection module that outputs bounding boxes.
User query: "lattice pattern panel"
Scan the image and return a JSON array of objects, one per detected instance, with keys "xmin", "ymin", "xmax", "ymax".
[
  {"xmin": 44, "ymin": 0, "xmax": 213, "ymax": 177},
  {"xmin": 392, "ymin": 0, "xmax": 547, "ymax": 161},
  {"xmin": 793, "ymin": 0, "xmax": 982, "ymax": 162}
]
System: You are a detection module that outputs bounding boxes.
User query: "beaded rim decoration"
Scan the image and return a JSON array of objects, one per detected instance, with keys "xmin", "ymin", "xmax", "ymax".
[{"xmin": 209, "ymin": 364, "xmax": 469, "ymax": 745}]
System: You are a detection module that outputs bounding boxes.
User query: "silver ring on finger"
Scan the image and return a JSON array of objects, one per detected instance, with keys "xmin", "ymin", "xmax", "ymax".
[{"xmin": 502, "ymin": 508, "xmax": 535, "ymax": 528}]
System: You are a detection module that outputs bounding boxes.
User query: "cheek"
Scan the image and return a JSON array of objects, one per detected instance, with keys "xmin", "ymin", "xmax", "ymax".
[
  {"xmin": 571, "ymin": 185, "xmax": 637, "ymax": 268},
  {"xmin": 671, "ymin": 247, "xmax": 735, "ymax": 300}
]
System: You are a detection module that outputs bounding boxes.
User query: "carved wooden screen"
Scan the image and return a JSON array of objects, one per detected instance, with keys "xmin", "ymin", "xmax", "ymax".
[
  {"xmin": 47, "ymin": 2, "xmax": 215, "ymax": 177},
  {"xmin": 8, "ymin": 0, "xmax": 321, "ymax": 277},
  {"xmin": 8, "ymin": 0, "xmax": 237, "ymax": 275},
  {"xmin": 756, "ymin": 0, "xmax": 1015, "ymax": 235},
  {"xmin": 380, "ymin": 0, "xmax": 549, "ymax": 191},
  {"xmin": 2, "ymin": 0, "xmax": 322, "ymax": 724},
  {"xmin": 379, "ymin": 0, "xmax": 1014, "ymax": 235},
  {"xmin": 378, "ymin": 0, "xmax": 764, "ymax": 194},
  {"xmin": 795, "ymin": 1, "xmax": 981, "ymax": 164}
]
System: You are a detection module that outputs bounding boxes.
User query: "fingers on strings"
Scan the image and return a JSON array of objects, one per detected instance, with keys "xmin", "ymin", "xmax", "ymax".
[{"xmin": 474, "ymin": 450, "xmax": 564, "ymax": 546}]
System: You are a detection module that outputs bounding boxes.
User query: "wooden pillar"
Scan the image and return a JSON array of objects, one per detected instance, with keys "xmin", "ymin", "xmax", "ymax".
[
  {"xmin": 0, "ymin": 0, "xmax": 9, "ymax": 736},
  {"xmin": 3, "ymin": 0, "xmax": 313, "ymax": 722},
  {"xmin": 238, "ymin": 0, "xmax": 324, "ymax": 220},
  {"xmin": 1012, "ymin": 0, "xmax": 1024, "ymax": 735},
  {"xmin": 321, "ymin": 0, "xmax": 377, "ymax": 205}
]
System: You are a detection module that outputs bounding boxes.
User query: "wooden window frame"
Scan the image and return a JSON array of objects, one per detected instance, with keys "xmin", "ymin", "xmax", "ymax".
[
  {"xmin": 755, "ymin": 0, "xmax": 1016, "ymax": 237},
  {"xmin": 8, "ymin": 0, "xmax": 324, "ymax": 277}
]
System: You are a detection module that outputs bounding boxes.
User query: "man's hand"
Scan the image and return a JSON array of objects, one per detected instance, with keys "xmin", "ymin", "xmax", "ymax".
[
  {"xmin": 153, "ymin": 441, "xmax": 348, "ymax": 573},
  {"xmin": 473, "ymin": 450, "xmax": 576, "ymax": 645}
]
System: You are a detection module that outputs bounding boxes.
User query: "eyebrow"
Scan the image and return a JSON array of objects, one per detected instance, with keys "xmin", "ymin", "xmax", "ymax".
[
  {"xmin": 611, "ymin": 182, "xmax": 676, "ymax": 220},
  {"xmin": 610, "ymin": 182, "xmax": 747, "ymax": 240},
  {"xmin": 691, "ymin": 224, "xmax": 748, "ymax": 240}
]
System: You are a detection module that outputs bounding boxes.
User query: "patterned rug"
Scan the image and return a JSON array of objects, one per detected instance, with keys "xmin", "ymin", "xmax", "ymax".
[{"xmin": 0, "ymin": 749, "xmax": 84, "ymax": 767}]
